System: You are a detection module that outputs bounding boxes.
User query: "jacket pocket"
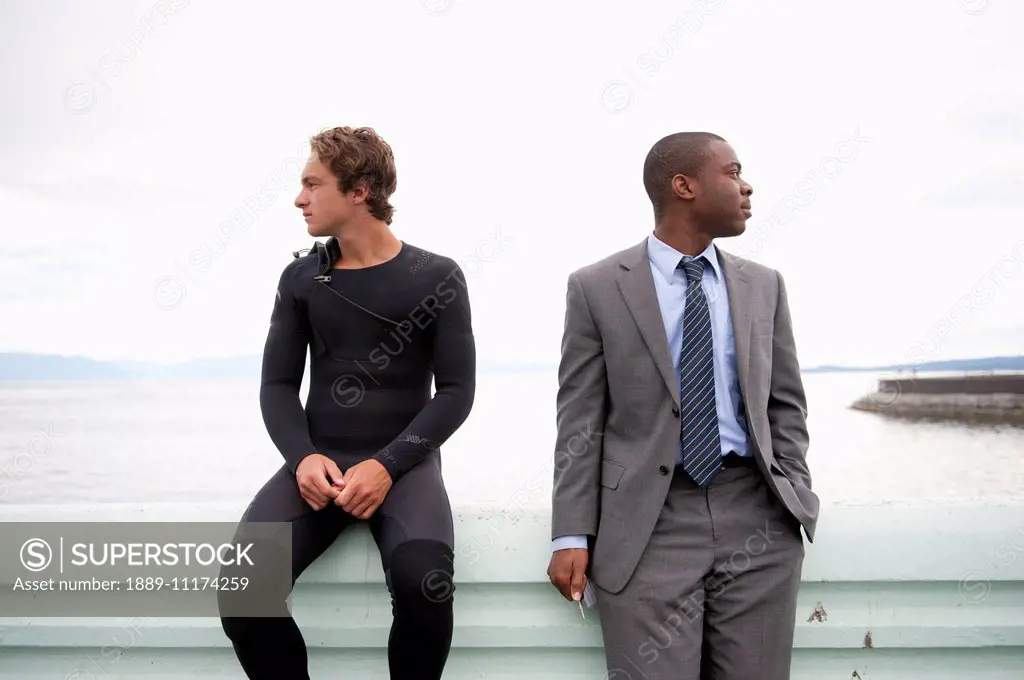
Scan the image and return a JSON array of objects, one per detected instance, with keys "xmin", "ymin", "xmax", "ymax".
[{"xmin": 600, "ymin": 460, "xmax": 626, "ymax": 489}]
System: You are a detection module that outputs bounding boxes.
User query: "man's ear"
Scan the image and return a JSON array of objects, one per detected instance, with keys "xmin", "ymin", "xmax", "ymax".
[
  {"xmin": 349, "ymin": 181, "xmax": 371, "ymax": 205},
  {"xmin": 671, "ymin": 174, "xmax": 696, "ymax": 200}
]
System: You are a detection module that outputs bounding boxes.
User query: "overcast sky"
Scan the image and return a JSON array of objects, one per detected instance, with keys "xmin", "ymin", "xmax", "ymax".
[{"xmin": 1, "ymin": 0, "xmax": 1022, "ymax": 369}]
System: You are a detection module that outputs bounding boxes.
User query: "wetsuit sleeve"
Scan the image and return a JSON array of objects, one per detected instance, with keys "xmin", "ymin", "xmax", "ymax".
[
  {"xmin": 372, "ymin": 263, "xmax": 476, "ymax": 480},
  {"xmin": 260, "ymin": 263, "xmax": 317, "ymax": 475}
]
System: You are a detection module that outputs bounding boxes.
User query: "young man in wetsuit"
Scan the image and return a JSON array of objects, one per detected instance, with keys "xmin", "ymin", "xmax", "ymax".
[{"xmin": 219, "ymin": 126, "xmax": 476, "ymax": 680}]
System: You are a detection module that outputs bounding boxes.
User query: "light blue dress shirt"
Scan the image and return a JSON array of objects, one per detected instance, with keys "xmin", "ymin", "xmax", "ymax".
[{"xmin": 552, "ymin": 233, "xmax": 751, "ymax": 552}]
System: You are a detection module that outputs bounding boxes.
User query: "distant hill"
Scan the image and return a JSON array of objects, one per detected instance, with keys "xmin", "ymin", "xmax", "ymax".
[
  {"xmin": 0, "ymin": 353, "xmax": 139, "ymax": 381},
  {"xmin": 0, "ymin": 353, "xmax": 262, "ymax": 381},
  {"xmin": 1, "ymin": 352, "xmax": 1022, "ymax": 381},
  {"xmin": 0, "ymin": 353, "xmax": 559, "ymax": 381},
  {"xmin": 803, "ymin": 356, "xmax": 1024, "ymax": 373}
]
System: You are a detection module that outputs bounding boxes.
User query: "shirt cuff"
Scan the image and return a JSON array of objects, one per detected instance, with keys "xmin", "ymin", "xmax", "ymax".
[{"xmin": 551, "ymin": 534, "xmax": 589, "ymax": 552}]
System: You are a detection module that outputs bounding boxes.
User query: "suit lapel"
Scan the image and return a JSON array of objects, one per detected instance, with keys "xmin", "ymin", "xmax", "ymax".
[
  {"xmin": 616, "ymin": 238, "xmax": 679, "ymax": 408},
  {"xmin": 716, "ymin": 245, "xmax": 754, "ymax": 415}
]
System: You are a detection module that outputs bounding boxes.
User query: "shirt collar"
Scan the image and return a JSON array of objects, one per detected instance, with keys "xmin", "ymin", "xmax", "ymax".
[{"xmin": 647, "ymin": 232, "xmax": 723, "ymax": 284}]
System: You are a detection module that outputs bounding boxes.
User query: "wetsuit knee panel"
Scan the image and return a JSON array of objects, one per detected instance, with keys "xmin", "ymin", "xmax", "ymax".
[{"xmin": 387, "ymin": 539, "xmax": 455, "ymax": 605}]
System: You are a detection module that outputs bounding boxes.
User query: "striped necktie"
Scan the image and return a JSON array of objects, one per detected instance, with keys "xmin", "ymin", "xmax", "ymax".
[{"xmin": 678, "ymin": 255, "xmax": 722, "ymax": 486}]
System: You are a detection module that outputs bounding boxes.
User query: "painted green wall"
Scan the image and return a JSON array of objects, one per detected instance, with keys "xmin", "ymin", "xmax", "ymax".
[{"xmin": 1, "ymin": 501, "xmax": 1022, "ymax": 678}]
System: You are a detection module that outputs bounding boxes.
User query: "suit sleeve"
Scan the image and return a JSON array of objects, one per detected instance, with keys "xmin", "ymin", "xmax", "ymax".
[
  {"xmin": 550, "ymin": 271, "xmax": 607, "ymax": 541},
  {"xmin": 371, "ymin": 262, "xmax": 476, "ymax": 480},
  {"xmin": 259, "ymin": 262, "xmax": 317, "ymax": 475},
  {"xmin": 766, "ymin": 270, "xmax": 812, "ymax": 489}
]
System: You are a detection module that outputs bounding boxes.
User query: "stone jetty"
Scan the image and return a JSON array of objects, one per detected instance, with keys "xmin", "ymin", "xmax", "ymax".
[{"xmin": 851, "ymin": 373, "xmax": 1024, "ymax": 424}]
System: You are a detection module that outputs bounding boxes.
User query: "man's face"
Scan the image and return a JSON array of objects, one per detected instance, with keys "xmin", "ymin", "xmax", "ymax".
[
  {"xmin": 294, "ymin": 154, "xmax": 354, "ymax": 237},
  {"xmin": 691, "ymin": 140, "xmax": 753, "ymax": 237}
]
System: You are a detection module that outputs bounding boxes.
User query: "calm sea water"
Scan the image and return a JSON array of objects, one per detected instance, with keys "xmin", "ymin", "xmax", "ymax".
[{"xmin": 1, "ymin": 372, "xmax": 1022, "ymax": 508}]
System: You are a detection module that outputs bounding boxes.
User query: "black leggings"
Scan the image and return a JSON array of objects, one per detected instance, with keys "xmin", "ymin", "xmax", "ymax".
[{"xmin": 219, "ymin": 451, "xmax": 456, "ymax": 680}]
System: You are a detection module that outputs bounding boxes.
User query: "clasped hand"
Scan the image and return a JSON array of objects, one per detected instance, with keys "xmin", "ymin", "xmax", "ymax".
[{"xmin": 296, "ymin": 454, "xmax": 392, "ymax": 519}]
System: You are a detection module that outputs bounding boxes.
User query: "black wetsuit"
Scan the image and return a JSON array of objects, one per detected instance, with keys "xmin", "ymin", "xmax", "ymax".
[{"xmin": 219, "ymin": 237, "xmax": 476, "ymax": 680}]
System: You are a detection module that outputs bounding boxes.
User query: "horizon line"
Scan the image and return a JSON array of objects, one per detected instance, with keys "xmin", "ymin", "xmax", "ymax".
[{"xmin": 1, "ymin": 350, "xmax": 1023, "ymax": 372}]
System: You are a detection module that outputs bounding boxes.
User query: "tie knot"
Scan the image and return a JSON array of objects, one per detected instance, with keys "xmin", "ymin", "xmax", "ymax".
[{"xmin": 679, "ymin": 255, "xmax": 706, "ymax": 284}]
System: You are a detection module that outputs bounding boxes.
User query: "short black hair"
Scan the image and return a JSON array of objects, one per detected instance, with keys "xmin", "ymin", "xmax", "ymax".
[{"xmin": 642, "ymin": 132, "xmax": 726, "ymax": 215}]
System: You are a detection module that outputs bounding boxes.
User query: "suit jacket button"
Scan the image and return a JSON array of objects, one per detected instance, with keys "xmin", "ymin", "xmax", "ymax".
[
  {"xmin": 671, "ymin": 406, "xmax": 680, "ymax": 417},
  {"xmin": 659, "ymin": 465, "xmax": 670, "ymax": 476}
]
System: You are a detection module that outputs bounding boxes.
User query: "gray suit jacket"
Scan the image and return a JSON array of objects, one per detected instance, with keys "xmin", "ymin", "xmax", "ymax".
[{"xmin": 551, "ymin": 236, "xmax": 820, "ymax": 594}]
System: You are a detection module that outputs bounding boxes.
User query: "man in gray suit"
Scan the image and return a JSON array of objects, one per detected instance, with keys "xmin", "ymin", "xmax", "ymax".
[{"xmin": 547, "ymin": 132, "xmax": 819, "ymax": 679}]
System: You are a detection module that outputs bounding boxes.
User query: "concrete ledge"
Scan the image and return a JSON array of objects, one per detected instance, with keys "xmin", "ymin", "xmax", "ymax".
[
  {"xmin": 1, "ymin": 501, "xmax": 1023, "ymax": 678},
  {"xmin": 876, "ymin": 374, "xmax": 1024, "ymax": 395},
  {"xmin": 850, "ymin": 373, "xmax": 1024, "ymax": 423},
  {"xmin": 851, "ymin": 392, "xmax": 1024, "ymax": 422}
]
